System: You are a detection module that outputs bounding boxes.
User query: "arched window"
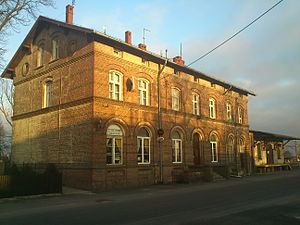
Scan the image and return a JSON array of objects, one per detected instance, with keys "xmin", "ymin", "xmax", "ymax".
[
  {"xmin": 37, "ymin": 44, "xmax": 44, "ymax": 67},
  {"xmin": 138, "ymin": 79, "xmax": 149, "ymax": 106},
  {"xmin": 210, "ymin": 133, "xmax": 218, "ymax": 162},
  {"xmin": 238, "ymin": 138, "xmax": 245, "ymax": 153},
  {"xmin": 137, "ymin": 127, "xmax": 150, "ymax": 164},
  {"xmin": 172, "ymin": 130, "xmax": 182, "ymax": 163},
  {"xmin": 209, "ymin": 98, "xmax": 216, "ymax": 119},
  {"xmin": 52, "ymin": 38, "xmax": 60, "ymax": 60},
  {"xmin": 109, "ymin": 71, "xmax": 123, "ymax": 101},
  {"xmin": 238, "ymin": 106, "xmax": 243, "ymax": 124},
  {"xmin": 227, "ymin": 136, "xmax": 234, "ymax": 163},
  {"xmin": 257, "ymin": 142, "xmax": 262, "ymax": 160},
  {"xmin": 171, "ymin": 88, "xmax": 180, "ymax": 111},
  {"xmin": 226, "ymin": 103, "xmax": 232, "ymax": 121},
  {"xmin": 192, "ymin": 92, "xmax": 200, "ymax": 115},
  {"xmin": 106, "ymin": 124, "xmax": 123, "ymax": 165},
  {"xmin": 43, "ymin": 79, "xmax": 53, "ymax": 108}
]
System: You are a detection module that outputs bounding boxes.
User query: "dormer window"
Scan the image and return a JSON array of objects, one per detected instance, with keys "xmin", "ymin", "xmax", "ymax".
[
  {"xmin": 52, "ymin": 39, "xmax": 59, "ymax": 60},
  {"xmin": 37, "ymin": 44, "xmax": 44, "ymax": 67}
]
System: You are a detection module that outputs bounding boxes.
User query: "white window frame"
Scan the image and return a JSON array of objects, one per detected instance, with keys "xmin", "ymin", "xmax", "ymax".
[
  {"xmin": 209, "ymin": 98, "xmax": 216, "ymax": 119},
  {"xmin": 43, "ymin": 80, "xmax": 52, "ymax": 108},
  {"xmin": 138, "ymin": 79, "xmax": 149, "ymax": 106},
  {"xmin": 106, "ymin": 125, "xmax": 123, "ymax": 165},
  {"xmin": 37, "ymin": 44, "xmax": 44, "ymax": 67},
  {"xmin": 52, "ymin": 39, "xmax": 59, "ymax": 60},
  {"xmin": 109, "ymin": 71, "xmax": 123, "ymax": 101},
  {"xmin": 238, "ymin": 107, "xmax": 243, "ymax": 124},
  {"xmin": 172, "ymin": 139, "xmax": 182, "ymax": 163},
  {"xmin": 226, "ymin": 103, "xmax": 232, "ymax": 121},
  {"xmin": 192, "ymin": 93, "xmax": 200, "ymax": 115},
  {"xmin": 210, "ymin": 141, "xmax": 218, "ymax": 162},
  {"xmin": 137, "ymin": 136, "xmax": 150, "ymax": 164},
  {"xmin": 172, "ymin": 88, "xmax": 180, "ymax": 111}
]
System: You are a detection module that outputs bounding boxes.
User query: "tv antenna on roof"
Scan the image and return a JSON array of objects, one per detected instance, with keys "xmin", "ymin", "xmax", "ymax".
[{"xmin": 143, "ymin": 28, "xmax": 151, "ymax": 45}]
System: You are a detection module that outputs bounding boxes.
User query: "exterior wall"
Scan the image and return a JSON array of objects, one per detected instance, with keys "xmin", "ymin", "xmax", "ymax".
[
  {"xmin": 91, "ymin": 42, "xmax": 251, "ymax": 190},
  {"xmin": 12, "ymin": 24, "xmax": 94, "ymax": 189},
  {"xmin": 10, "ymin": 22, "xmax": 252, "ymax": 191}
]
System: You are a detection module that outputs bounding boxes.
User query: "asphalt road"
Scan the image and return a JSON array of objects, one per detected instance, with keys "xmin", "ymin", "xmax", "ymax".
[{"xmin": 1, "ymin": 170, "xmax": 300, "ymax": 225}]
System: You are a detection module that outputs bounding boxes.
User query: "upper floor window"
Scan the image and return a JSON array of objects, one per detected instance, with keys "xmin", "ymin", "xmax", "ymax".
[
  {"xmin": 43, "ymin": 80, "xmax": 53, "ymax": 108},
  {"xmin": 138, "ymin": 79, "xmax": 149, "ymax": 106},
  {"xmin": 172, "ymin": 88, "xmax": 180, "ymax": 111},
  {"xmin": 106, "ymin": 124, "xmax": 123, "ymax": 165},
  {"xmin": 210, "ymin": 133, "xmax": 218, "ymax": 162},
  {"xmin": 109, "ymin": 71, "xmax": 123, "ymax": 101},
  {"xmin": 52, "ymin": 39, "xmax": 59, "ymax": 60},
  {"xmin": 192, "ymin": 93, "xmax": 200, "ymax": 115},
  {"xmin": 37, "ymin": 44, "xmax": 44, "ymax": 67},
  {"xmin": 226, "ymin": 103, "xmax": 232, "ymax": 121},
  {"xmin": 238, "ymin": 106, "xmax": 243, "ymax": 124},
  {"xmin": 209, "ymin": 98, "xmax": 216, "ymax": 119},
  {"xmin": 137, "ymin": 127, "xmax": 150, "ymax": 164},
  {"xmin": 172, "ymin": 130, "xmax": 182, "ymax": 163}
]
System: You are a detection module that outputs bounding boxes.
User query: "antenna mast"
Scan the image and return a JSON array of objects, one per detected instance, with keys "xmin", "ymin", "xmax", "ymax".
[{"xmin": 143, "ymin": 28, "xmax": 151, "ymax": 45}]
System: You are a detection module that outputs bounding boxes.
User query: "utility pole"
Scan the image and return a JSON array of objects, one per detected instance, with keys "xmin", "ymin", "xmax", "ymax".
[{"xmin": 157, "ymin": 56, "xmax": 167, "ymax": 184}]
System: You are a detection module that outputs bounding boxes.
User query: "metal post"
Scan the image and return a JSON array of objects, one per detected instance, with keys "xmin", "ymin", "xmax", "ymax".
[{"xmin": 158, "ymin": 59, "xmax": 167, "ymax": 184}]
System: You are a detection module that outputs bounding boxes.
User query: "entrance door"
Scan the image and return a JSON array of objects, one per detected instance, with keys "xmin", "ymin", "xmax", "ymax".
[
  {"xmin": 193, "ymin": 133, "xmax": 201, "ymax": 165},
  {"xmin": 266, "ymin": 144, "xmax": 274, "ymax": 164}
]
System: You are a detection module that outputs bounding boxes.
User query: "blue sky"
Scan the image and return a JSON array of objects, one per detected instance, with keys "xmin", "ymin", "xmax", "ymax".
[{"xmin": 4, "ymin": 0, "xmax": 300, "ymax": 138}]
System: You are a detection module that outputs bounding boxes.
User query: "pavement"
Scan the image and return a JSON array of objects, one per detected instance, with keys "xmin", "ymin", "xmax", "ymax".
[{"xmin": 0, "ymin": 169, "xmax": 300, "ymax": 225}]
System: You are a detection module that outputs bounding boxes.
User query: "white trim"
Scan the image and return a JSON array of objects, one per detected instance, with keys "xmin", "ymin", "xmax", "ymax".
[
  {"xmin": 137, "ymin": 136, "xmax": 151, "ymax": 164},
  {"xmin": 109, "ymin": 71, "xmax": 123, "ymax": 101},
  {"xmin": 209, "ymin": 98, "xmax": 216, "ymax": 119},
  {"xmin": 138, "ymin": 79, "xmax": 150, "ymax": 106},
  {"xmin": 192, "ymin": 93, "xmax": 200, "ymax": 115},
  {"xmin": 172, "ymin": 88, "xmax": 180, "ymax": 111},
  {"xmin": 172, "ymin": 138, "xmax": 182, "ymax": 163}
]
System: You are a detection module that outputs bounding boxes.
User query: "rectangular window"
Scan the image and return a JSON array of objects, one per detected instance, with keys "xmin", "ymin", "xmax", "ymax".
[
  {"xmin": 109, "ymin": 71, "xmax": 123, "ymax": 101},
  {"xmin": 238, "ymin": 107, "xmax": 243, "ymax": 124},
  {"xmin": 276, "ymin": 144, "xmax": 281, "ymax": 159},
  {"xmin": 172, "ymin": 88, "xmax": 180, "ymax": 111},
  {"xmin": 137, "ymin": 137, "xmax": 150, "ymax": 164},
  {"xmin": 37, "ymin": 46, "xmax": 44, "ymax": 67},
  {"xmin": 43, "ymin": 81, "xmax": 52, "ymax": 108},
  {"xmin": 211, "ymin": 142, "xmax": 218, "ymax": 162},
  {"xmin": 226, "ymin": 103, "xmax": 232, "ymax": 121},
  {"xmin": 106, "ymin": 137, "xmax": 122, "ymax": 165},
  {"xmin": 52, "ymin": 39, "xmax": 59, "ymax": 60},
  {"xmin": 172, "ymin": 139, "xmax": 182, "ymax": 163},
  {"xmin": 192, "ymin": 93, "xmax": 200, "ymax": 115},
  {"xmin": 138, "ymin": 79, "xmax": 149, "ymax": 106},
  {"xmin": 209, "ymin": 98, "xmax": 216, "ymax": 119}
]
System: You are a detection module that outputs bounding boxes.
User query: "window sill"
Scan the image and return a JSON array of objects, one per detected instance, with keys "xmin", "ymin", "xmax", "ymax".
[
  {"xmin": 35, "ymin": 65, "xmax": 44, "ymax": 70},
  {"xmin": 138, "ymin": 163, "xmax": 151, "ymax": 165},
  {"xmin": 49, "ymin": 58, "xmax": 59, "ymax": 64},
  {"xmin": 172, "ymin": 162, "xmax": 182, "ymax": 164}
]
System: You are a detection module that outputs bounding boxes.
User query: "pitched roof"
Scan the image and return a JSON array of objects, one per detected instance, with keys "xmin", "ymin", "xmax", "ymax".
[
  {"xmin": 2, "ymin": 16, "xmax": 255, "ymax": 96},
  {"xmin": 250, "ymin": 130, "xmax": 300, "ymax": 141}
]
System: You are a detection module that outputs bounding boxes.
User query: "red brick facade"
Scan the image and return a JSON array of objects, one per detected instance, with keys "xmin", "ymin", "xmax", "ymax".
[{"xmin": 3, "ymin": 16, "xmax": 254, "ymax": 191}]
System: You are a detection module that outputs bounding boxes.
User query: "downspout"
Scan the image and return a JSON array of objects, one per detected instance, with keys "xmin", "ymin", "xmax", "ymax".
[{"xmin": 158, "ymin": 59, "xmax": 167, "ymax": 184}]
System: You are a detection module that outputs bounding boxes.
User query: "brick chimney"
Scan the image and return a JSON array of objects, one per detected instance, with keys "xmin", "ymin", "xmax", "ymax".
[
  {"xmin": 125, "ymin": 31, "xmax": 132, "ymax": 45},
  {"xmin": 173, "ymin": 56, "xmax": 185, "ymax": 66},
  {"xmin": 138, "ymin": 43, "xmax": 147, "ymax": 51},
  {"xmin": 66, "ymin": 4, "xmax": 74, "ymax": 25}
]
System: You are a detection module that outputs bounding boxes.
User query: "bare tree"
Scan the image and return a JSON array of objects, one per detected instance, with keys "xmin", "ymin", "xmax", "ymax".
[
  {"xmin": 0, "ymin": 79, "xmax": 13, "ymax": 127},
  {"xmin": 0, "ymin": 0, "xmax": 55, "ymax": 69},
  {"xmin": 0, "ymin": 0, "xmax": 55, "ymax": 125}
]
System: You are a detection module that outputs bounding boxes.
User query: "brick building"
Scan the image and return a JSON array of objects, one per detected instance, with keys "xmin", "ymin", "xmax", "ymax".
[{"xmin": 2, "ymin": 5, "xmax": 255, "ymax": 190}]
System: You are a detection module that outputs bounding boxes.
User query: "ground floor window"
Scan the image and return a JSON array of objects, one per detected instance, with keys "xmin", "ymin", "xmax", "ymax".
[
  {"xmin": 137, "ymin": 127, "xmax": 150, "ymax": 164},
  {"xmin": 210, "ymin": 134, "xmax": 218, "ymax": 162},
  {"xmin": 172, "ymin": 131, "xmax": 182, "ymax": 163},
  {"xmin": 227, "ymin": 136, "xmax": 234, "ymax": 163},
  {"xmin": 106, "ymin": 125, "xmax": 123, "ymax": 165}
]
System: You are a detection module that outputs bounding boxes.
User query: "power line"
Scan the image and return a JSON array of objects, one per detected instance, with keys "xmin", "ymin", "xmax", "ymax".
[{"xmin": 187, "ymin": 0, "xmax": 284, "ymax": 67}]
